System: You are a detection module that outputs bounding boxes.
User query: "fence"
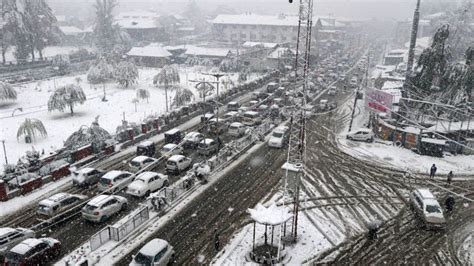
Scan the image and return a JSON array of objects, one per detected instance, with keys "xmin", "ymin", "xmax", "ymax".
[
  {"xmin": 110, "ymin": 206, "xmax": 150, "ymax": 242},
  {"xmin": 90, "ymin": 227, "xmax": 112, "ymax": 252}
]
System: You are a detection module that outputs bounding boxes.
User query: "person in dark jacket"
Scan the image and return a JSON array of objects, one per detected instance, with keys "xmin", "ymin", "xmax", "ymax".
[
  {"xmin": 430, "ymin": 164, "xmax": 437, "ymax": 179},
  {"xmin": 445, "ymin": 195, "xmax": 455, "ymax": 212},
  {"xmin": 214, "ymin": 229, "xmax": 220, "ymax": 252},
  {"xmin": 447, "ymin": 171, "xmax": 453, "ymax": 185}
]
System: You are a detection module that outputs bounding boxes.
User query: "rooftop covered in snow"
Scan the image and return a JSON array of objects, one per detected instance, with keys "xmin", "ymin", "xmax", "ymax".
[
  {"xmin": 127, "ymin": 44, "xmax": 172, "ymax": 58},
  {"xmin": 248, "ymin": 203, "xmax": 292, "ymax": 226}
]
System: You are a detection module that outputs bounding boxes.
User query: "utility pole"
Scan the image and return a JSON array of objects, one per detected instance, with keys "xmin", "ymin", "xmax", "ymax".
[
  {"xmin": 401, "ymin": 0, "xmax": 421, "ymax": 120},
  {"xmin": 1, "ymin": 140, "xmax": 8, "ymax": 165}
]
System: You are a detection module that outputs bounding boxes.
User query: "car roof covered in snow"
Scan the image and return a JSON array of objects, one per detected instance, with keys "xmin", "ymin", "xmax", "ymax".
[
  {"xmin": 184, "ymin": 132, "xmax": 201, "ymax": 138},
  {"xmin": 163, "ymin": 143, "xmax": 178, "ymax": 149},
  {"xmin": 135, "ymin": 171, "xmax": 159, "ymax": 181},
  {"xmin": 421, "ymin": 138, "xmax": 446, "ymax": 145},
  {"xmin": 138, "ymin": 141, "xmax": 154, "ymax": 147},
  {"xmin": 168, "ymin": 154, "xmax": 186, "ymax": 162},
  {"xmin": 0, "ymin": 227, "xmax": 16, "ymax": 237},
  {"xmin": 274, "ymin": 126, "xmax": 289, "ymax": 133},
  {"xmin": 165, "ymin": 128, "xmax": 180, "ymax": 135},
  {"xmin": 10, "ymin": 238, "xmax": 42, "ymax": 254},
  {"xmin": 75, "ymin": 167, "xmax": 95, "ymax": 174},
  {"xmin": 230, "ymin": 122, "xmax": 244, "ymax": 127},
  {"xmin": 39, "ymin": 193, "xmax": 72, "ymax": 206},
  {"xmin": 87, "ymin": 195, "xmax": 113, "ymax": 207},
  {"xmin": 102, "ymin": 170, "xmax": 129, "ymax": 180},
  {"xmin": 416, "ymin": 188, "xmax": 435, "ymax": 199},
  {"xmin": 132, "ymin": 156, "xmax": 153, "ymax": 163},
  {"xmin": 138, "ymin": 238, "xmax": 168, "ymax": 257}
]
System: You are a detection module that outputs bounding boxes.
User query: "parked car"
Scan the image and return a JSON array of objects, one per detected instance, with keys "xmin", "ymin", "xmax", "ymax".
[
  {"xmin": 0, "ymin": 228, "xmax": 35, "ymax": 256},
  {"xmin": 201, "ymin": 113, "xmax": 215, "ymax": 123},
  {"xmin": 223, "ymin": 111, "xmax": 240, "ymax": 123},
  {"xmin": 126, "ymin": 172, "xmax": 169, "ymax": 197},
  {"xmin": 129, "ymin": 156, "xmax": 158, "ymax": 172},
  {"xmin": 36, "ymin": 193, "xmax": 88, "ymax": 221},
  {"xmin": 98, "ymin": 170, "xmax": 134, "ymax": 193},
  {"xmin": 183, "ymin": 132, "xmax": 204, "ymax": 149},
  {"xmin": 4, "ymin": 238, "xmax": 61, "ymax": 265},
  {"xmin": 410, "ymin": 188, "xmax": 446, "ymax": 229},
  {"xmin": 268, "ymin": 126, "xmax": 289, "ymax": 148},
  {"xmin": 266, "ymin": 82, "xmax": 279, "ymax": 93},
  {"xmin": 160, "ymin": 144, "xmax": 183, "ymax": 158},
  {"xmin": 197, "ymin": 139, "xmax": 219, "ymax": 156},
  {"xmin": 81, "ymin": 195, "xmax": 128, "ymax": 222},
  {"xmin": 136, "ymin": 141, "xmax": 156, "ymax": 157},
  {"xmin": 318, "ymin": 99, "xmax": 328, "ymax": 111},
  {"xmin": 129, "ymin": 239, "xmax": 175, "ymax": 266},
  {"xmin": 72, "ymin": 168, "xmax": 104, "ymax": 187},
  {"xmin": 328, "ymin": 86, "xmax": 337, "ymax": 96},
  {"xmin": 228, "ymin": 122, "xmax": 246, "ymax": 138},
  {"xmin": 346, "ymin": 128, "xmax": 374, "ymax": 142},
  {"xmin": 164, "ymin": 128, "xmax": 182, "ymax": 144},
  {"xmin": 227, "ymin": 101, "xmax": 240, "ymax": 112},
  {"xmin": 166, "ymin": 155, "xmax": 192, "ymax": 174}
]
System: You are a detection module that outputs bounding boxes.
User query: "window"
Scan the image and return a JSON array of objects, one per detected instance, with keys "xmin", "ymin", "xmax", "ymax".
[{"xmin": 154, "ymin": 246, "xmax": 168, "ymax": 262}]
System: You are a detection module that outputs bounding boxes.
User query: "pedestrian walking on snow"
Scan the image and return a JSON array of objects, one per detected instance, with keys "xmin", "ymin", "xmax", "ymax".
[
  {"xmin": 447, "ymin": 171, "xmax": 453, "ymax": 185},
  {"xmin": 430, "ymin": 164, "xmax": 437, "ymax": 179}
]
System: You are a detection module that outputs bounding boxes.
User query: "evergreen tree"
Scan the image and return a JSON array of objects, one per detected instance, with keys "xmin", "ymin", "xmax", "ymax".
[
  {"xmin": 93, "ymin": 0, "xmax": 117, "ymax": 54},
  {"xmin": 48, "ymin": 84, "xmax": 87, "ymax": 116},
  {"xmin": 114, "ymin": 61, "xmax": 139, "ymax": 88}
]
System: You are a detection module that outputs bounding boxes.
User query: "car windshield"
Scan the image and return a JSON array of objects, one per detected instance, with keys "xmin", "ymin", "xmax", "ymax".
[
  {"xmin": 134, "ymin": 252, "xmax": 153, "ymax": 264},
  {"xmin": 272, "ymin": 132, "xmax": 284, "ymax": 138},
  {"xmin": 167, "ymin": 161, "xmax": 177, "ymax": 166},
  {"xmin": 162, "ymin": 147, "xmax": 172, "ymax": 152},
  {"xmin": 130, "ymin": 161, "xmax": 141, "ymax": 167},
  {"xmin": 38, "ymin": 204, "xmax": 50, "ymax": 212},
  {"xmin": 425, "ymin": 205, "xmax": 441, "ymax": 213},
  {"xmin": 5, "ymin": 252, "xmax": 22, "ymax": 263},
  {"xmin": 84, "ymin": 205, "xmax": 98, "ymax": 212}
]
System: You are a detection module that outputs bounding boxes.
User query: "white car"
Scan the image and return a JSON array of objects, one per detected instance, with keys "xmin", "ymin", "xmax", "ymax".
[
  {"xmin": 183, "ymin": 132, "xmax": 204, "ymax": 149},
  {"xmin": 98, "ymin": 170, "xmax": 134, "ymax": 193},
  {"xmin": 410, "ymin": 188, "xmax": 446, "ymax": 229},
  {"xmin": 346, "ymin": 128, "xmax": 374, "ymax": 142},
  {"xmin": 126, "ymin": 172, "xmax": 169, "ymax": 197},
  {"xmin": 72, "ymin": 167, "xmax": 104, "ymax": 187},
  {"xmin": 0, "ymin": 228, "xmax": 35, "ymax": 256},
  {"xmin": 228, "ymin": 122, "xmax": 246, "ymax": 137},
  {"xmin": 37, "ymin": 193, "xmax": 87, "ymax": 220},
  {"xmin": 160, "ymin": 144, "xmax": 183, "ymax": 158},
  {"xmin": 130, "ymin": 239, "xmax": 175, "ymax": 266},
  {"xmin": 166, "ymin": 155, "xmax": 192, "ymax": 174},
  {"xmin": 81, "ymin": 195, "xmax": 128, "ymax": 222},
  {"xmin": 268, "ymin": 126, "xmax": 289, "ymax": 148},
  {"xmin": 129, "ymin": 156, "xmax": 158, "ymax": 172}
]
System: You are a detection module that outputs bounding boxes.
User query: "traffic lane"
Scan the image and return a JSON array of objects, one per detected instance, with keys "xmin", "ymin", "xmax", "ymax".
[{"xmin": 116, "ymin": 142, "xmax": 287, "ymax": 265}]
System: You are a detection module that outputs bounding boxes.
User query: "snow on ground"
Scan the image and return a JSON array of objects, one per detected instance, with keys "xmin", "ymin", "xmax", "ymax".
[
  {"xmin": 0, "ymin": 66, "xmax": 257, "ymax": 172},
  {"xmin": 336, "ymin": 95, "xmax": 474, "ymax": 176}
]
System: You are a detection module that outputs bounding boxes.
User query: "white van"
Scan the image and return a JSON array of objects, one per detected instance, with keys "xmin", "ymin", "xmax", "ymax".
[
  {"xmin": 130, "ymin": 239, "xmax": 175, "ymax": 266},
  {"xmin": 228, "ymin": 122, "xmax": 246, "ymax": 137},
  {"xmin": 410, "ymin": 188, "xmax": 446, "ymax": 229}
]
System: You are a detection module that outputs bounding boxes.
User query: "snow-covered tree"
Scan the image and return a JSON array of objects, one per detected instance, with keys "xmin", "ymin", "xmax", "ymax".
[
  {"xmin": 52, "ymin": 54, "xmax": 70, "ymax": 75},
  {"xmin": 0, "ymin": 28, "xmax": 13, "ymax": 64},
  {"xmin": 0, "ymin": 81, "xmax": 17, "ymax": 101},
  {"xmin": 136, "ymin": 88, "xmax": 150, "ymax": 103},
  {"xmin": 219, "ymin": 58, "xmax": 242, "ymax": 72},
  {"xmin": 87, "ymin": 59, "xmax": 114, "ymax": 84},
  {"xmin": 196, "ymin": 82, "xmax": 214, "ymax": 99},
  {"xmin": 238, "ymin": 68, "xmax": 249, "ymax": 83},
  {"xmin": 93, "ymin": 0, "xmax": 117, "ymax": 54},
  {"xmin": 23, "ymin": 0, "xmax": 59, "ymax": 61},
  {"xmin": 64, "ymin": 122, "xmax": 112, "ymax": 152},
  {"xmin": 131, "ymin": 97, "xmax": 139, "ymax": 112},
  {"xmin": 172, "ymin": 87, "xmax": 194, "ymax": 107},
  {"xmin": 183, "ymin": 0, "xmax": 207, "ymax": 32},
  {"xmin": 221, "ymin": 76, "xmax": 235, "ymax": 91},
  {"xmin": 114, "ymin": 61, "xmax": 138, "ymax": 88},
  {"xmin": 2, "ymin": 0, "xmax": 31, "ymax": 62},
  {"xmin": 17, "ymin": 118, "xmax": 47, "ymax": 143},
  {"xmin": 153, "ymin": 65, "xmax": 180, "ymax": 112},
  {"xmin": 47, "ymin": 84, "xmax": 87, "ymax": 116}
]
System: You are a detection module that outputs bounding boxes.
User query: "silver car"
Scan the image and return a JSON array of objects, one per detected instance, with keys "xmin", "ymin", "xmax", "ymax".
[
  {"xmin": 0, "ymin": 228, "xmax": 35, "ymax": 256},
  {"xmin": 98, "ymin": 170, "xmax": 134, "ymax": 193},
  {"xmin": 130, "ymin": 239, "xmax": 175, "ymax": 266},
  {"xmin": 81, "ymin": 195, "xmax": 128, "ymax": 222},
  {"xmin": 410, "ymin": 188, "xmax": 446, "ymax": 229}
]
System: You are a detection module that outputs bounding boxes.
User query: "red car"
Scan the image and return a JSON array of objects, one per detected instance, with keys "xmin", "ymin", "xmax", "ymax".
[{"xmin": 4, "ymin": 238, "xmax": 61, "ymax": 265}]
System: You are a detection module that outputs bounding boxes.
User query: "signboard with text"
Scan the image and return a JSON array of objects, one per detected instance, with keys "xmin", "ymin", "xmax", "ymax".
[{"xmin": 366, "ymin": 88, "xmax": 394, "ymax": 114}]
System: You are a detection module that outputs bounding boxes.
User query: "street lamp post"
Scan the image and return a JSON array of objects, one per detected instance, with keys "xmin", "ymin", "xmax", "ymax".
[{"xmin": 1, "ymin": 140, "xmax": 8, "ymax": 165}]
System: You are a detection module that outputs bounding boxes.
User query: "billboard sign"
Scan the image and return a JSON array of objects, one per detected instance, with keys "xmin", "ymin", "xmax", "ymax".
[{"xmin": 366, "ymin": 88, "xmax": 394, "ymax": 114}]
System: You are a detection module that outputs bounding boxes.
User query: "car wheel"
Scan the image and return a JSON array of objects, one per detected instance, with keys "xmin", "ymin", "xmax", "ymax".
[
  {"xmin": 100, "ymin": 215, "xmax": 108, "ymax": 222},
  {"xmin": 168, "ymin": 253, "xmax": 176, "ymax": 265},
  {"xmin": 145, "ymin": 190, "xmax": 151, "ymax": 197},
  {"xmin": 121, "ymin": 203, "xmax": 128, "ymax": 211},
  {"xmin": 163, "ymin": 180, "xmax": 170, "ymax": 187}
]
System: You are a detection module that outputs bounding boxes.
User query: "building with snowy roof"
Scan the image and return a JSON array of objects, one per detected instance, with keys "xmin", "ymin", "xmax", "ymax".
[
  {"xmin": 212, "ymin": 13, "xmax": 324, "ymax": 44},
  {"xmin": 127, "ymin": 44, "xmax": 172, "ymax": 67},
  {"xmin": 115, "ymin": 11, "xmax": 167, "ymax": 42}
]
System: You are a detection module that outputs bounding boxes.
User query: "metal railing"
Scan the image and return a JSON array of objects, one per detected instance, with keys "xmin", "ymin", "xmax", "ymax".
[
  {"xmin": 110, "ymin": 206, "xmax": 150, "ymax": 242},
  {"xmin": 90, "ymin": 227, "xmax": 112, "ymax": 252}
]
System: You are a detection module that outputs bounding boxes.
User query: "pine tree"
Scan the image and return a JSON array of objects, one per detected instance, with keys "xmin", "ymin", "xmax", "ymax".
[
  {"xmin": 93, "ymin": 0, "xmax": 117, "ymax": 55},
  {"xmin": 153, "ymin": 65, "xmax": 181, "ymax": 112},
  {"xmin": 114, "ymin": 61, "xmax": 139, "ymax": 88},
  {"xmin": 17, "ymin": 118, "xmax": 47, "ymax": 143},
  {"xmin": 0, "ymin": 81, "xmax": 17, "ymax": 101},
  {"xmin": 47, "ymin": 84, "xmax": 87, "ymax": 116}
]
